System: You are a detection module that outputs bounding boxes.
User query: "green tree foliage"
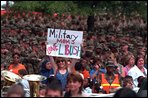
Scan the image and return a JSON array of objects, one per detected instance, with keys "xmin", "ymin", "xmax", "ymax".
[{"xmin": 9, "ymin": 1, "xmax": 147, "ymax": 19}]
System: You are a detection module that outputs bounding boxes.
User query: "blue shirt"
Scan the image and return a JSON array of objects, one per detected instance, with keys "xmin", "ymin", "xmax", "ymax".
[
  {"xmin": 56, "ymin": 70, "xmax": 69, "ymax": 90},
  {"xmin": 40, "ymin": 68, "xmax": 54, "ymax": 85},
  {"xmin": 89, "ymin": 68, "xmax": 106, "ymax": 83}
]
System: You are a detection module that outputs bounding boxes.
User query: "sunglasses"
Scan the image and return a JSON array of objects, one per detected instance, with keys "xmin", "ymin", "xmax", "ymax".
[{"xmin": 57, "ymin": 60, "xmax": 65, "ymax": 63}]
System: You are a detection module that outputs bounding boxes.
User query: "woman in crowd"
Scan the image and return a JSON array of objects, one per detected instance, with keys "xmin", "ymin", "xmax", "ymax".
[
  {"xmin": 39, "ymin": 58, "xmax": 55, "ymax": 85},
  {"xmin": 8, "ymin": 52, "xmax": 27, "ymax": 76},
  {"xmin": 49, "ymin": 57, "xmax": 77, "ymax": 91},
  {"xmin": 127, "ymin": 56, "xmax": 147, "ymax": 87},
  {"xmin": 123, "ymin": 53, "xmax": 135, "ymax": 76},
  {"xmin": 135, "ymin": 56, "xmax": 147, "ymax": 77},
  {"xmin": 64, "ymin": 73, "xmax": 88, "ymax": 97}
]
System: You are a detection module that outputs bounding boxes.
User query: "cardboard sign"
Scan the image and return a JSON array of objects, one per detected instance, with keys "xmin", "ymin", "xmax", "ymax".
[{"xmin": 46, "ymin": 28, "xmax": 83, "ymax": 59}]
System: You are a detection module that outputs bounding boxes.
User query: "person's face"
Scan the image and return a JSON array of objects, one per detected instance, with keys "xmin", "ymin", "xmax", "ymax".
[
  {"xmin": 13, "ymin": 54, "xmax": 20, "ymax": 63},
  {"xmin": 83, "ymin": 78, "xmax": 88, "ymax": 87},
  {"xmin": 128, "ymin": 56, "xmax": 135, "ymax": 66},
  {"xmin": 106, "ymin": 66, "xmax": 114, "ymax": 73},
  {"xmin": 58, "ymin": 60, "xmax": 66, "ymax": 68},
  {"xmin": 46, "ymin": 89, "xmax": 62, "ymax": 97},
  {"xmin": 46, "ymin": 62, "xmax": 52, "ymax": 70},
  {"xmin": 125, "ymin": 80, "xmax": 133, "ymax": 89},
  {"xmin": 121, "ymin": 45, "xmax": 128, "ymax": 52},
  {"xmin": 39, "ymin": 89, "xmax": 46, "ymax": 97},
  {"xmin": 68, "ymin": 80, "xmax": 81, "ymax": 92},
  {"xmin": 94, "ymin": 63, "xmax": 99, "ymax": 70},
  {"xmin": 137, "ymin": 58, "xmax": 144, "ymax": 68}
]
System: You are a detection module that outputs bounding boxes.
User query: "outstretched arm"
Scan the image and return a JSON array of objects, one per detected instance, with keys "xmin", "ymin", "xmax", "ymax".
[{"xmin": 49, "ymin": 56, "xmax": 58, "ymax": 75}]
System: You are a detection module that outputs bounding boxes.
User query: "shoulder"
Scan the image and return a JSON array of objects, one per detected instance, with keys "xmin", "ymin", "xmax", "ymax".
[
  {"xmin": 89, "ymin": 69, "xmax": 95, "ymax": 73},
  {"xmin": 8, "ymin": 64, "xmax": 13, "ymax": 68}
]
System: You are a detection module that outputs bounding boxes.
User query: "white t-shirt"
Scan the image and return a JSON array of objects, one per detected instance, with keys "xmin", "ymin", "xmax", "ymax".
[
  {"xmin": 128, "ymin": 65, "xmax": 147, "ymax": 87},
  {"xmin": 20, "ymin": 79, "xmax": 30, "ymax": 97}
]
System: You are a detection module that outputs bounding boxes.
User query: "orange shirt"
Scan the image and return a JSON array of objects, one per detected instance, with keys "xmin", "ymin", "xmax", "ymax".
[
  {"xmin": 8, "ymin": 63, "xmax": 26, "ymax": 76},
  {"xmin": 82, "ymin": 69, "xmax": 90, "ymax": 79}
]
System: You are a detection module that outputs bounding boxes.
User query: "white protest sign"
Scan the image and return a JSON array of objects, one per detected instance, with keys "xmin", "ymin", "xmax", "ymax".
[{"xmin": 46, "ymin": 28, "xmax": 83, "ymax": 59}]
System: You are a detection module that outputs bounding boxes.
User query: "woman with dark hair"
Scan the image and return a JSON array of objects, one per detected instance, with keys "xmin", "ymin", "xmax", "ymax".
[
  {"xmin": 135, "ymin": 56, "xmax": 147, "ymax": 77},
  {"xmin": 8, "ymin": 52, "xmax": 26, "ymax": 76},
  {"xmin": 127, "ymin": 56, "xmax": 147, "ymax": 87},
  {"xmin": 64, "ymin": 73, "xmax": 88, "ymax": 97},
  {"xmin": 39, "ymin": 58, "xmax": 55, "ymax": 85}
]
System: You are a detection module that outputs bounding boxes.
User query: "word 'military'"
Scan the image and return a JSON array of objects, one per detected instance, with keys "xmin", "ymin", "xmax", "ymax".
[{"xmin": 48, "ymin": 29, "xmax": 78, "ymax": 43}]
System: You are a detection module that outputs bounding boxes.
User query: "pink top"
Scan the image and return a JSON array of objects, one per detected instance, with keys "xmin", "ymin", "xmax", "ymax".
[{"xmin": 124, "ymin": 66, "xmax": 132, "ymax": 76}]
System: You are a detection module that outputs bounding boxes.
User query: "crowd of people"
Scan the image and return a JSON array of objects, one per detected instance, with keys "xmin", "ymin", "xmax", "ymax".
[{"xmin": 1, "ymin": 11, "xmax": 147, "ymax": 97}]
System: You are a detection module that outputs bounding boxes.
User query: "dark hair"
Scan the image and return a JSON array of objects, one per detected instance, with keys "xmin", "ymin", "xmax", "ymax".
[
  {"xmin": 137, "ymin": 78, "xmax": 147, "ymax": 97},
  {"xmin": 67, "ymin": 73, "xmax": 83, "ymax": 94},
  {"xmin": 39, "ymin": 84, "xmax": 47, "ymax": 90},
  {"xmin": 74, "ymin": 62, "xmax": 83, "ymax": 72},
  {"xmin": 92, "ymin": 82, "xmax": 101, "ymax": 93},
  {"xmin": 114, "ymin": 88, "xmax": 137, "ymax": 97},
  {"xmin": 46, "ymin": 78, "xmax": 63, "ymax": 96},
  {"xmin": 135, "ymin": 56, "xmax": 145, "ymax": 66},
  {"xmin": 123, "ymin": 75, "xmax": 133, "ymax": 87},
  {"xmin": 137, "ymin": 76, "xmax": 145, "ymax": 87},
  {"xmin": 7, "ymin": 84, "xmax": 25, "ymax": 97},
  {"xmin": 12, "ymin": 52, "xmax": 21, "ymax": 58}
]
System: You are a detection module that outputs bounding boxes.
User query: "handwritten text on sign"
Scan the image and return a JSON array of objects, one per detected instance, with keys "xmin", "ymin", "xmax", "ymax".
[{"xmin": 46, "ymin": 28, "xmax": 83, "ymax": 59}]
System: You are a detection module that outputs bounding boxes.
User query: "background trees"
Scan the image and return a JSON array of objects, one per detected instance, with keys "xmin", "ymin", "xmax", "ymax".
[{"xmin": 2, "ymin": 1, "xmax": 147, "ymax": 20}]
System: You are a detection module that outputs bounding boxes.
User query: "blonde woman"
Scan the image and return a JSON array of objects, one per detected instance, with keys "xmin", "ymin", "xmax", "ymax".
[{"xmin": 123, "ymin": 53, "xmax": 135, "ymax": 76}]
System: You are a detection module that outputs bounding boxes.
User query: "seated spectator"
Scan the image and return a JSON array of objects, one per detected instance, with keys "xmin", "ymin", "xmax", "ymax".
[
  {"xmin": 137, "ymin": 78, "xmax": 147, "ymax": 97},
  {"xmin": 123, "ymin": 53, "xmax": 135, "ymax": 76},
  {"xmin": 6, "ymin": 83, "xmax": 25, "ymax": 97},
  {"xmin": 8, "ymin": 52, "xmax": 26, "ymax": 76},
  {"xmin": 39, "ymin": 59, "xmax": 55, "ymax": 85},
  {"xmin": 39, "ymin": 84, "xmax": 46, "ymax": 97},
  {"xmin": 83, "ymin": 78, "xmax": 92, "ymax": 94},
  {"xmin": 64, "ymin": 73, "xmax": 88, "ymax": 97},
  {"xmin": 91, "ymin": 82, "xmax": 106, "ymax": 94},
  {"xmin": 89, "ymin": 58, "xmax": 105, "ymax": 84},
  {"xmin": 18, "ymin": 69, "xmax": 30, "ymax": 97},
  {"xmin": 122, "ymin": 75, "xmax": 134, "ymax": 89},
  {"xmin": 45, "ymin": 78, "xmax": 63, "ymax": 97},
  {"xmin": 99, "ymin": 61, "xmax": 121, "ymax": 94},
  {"xmin": 128, "ymin": 56, "xmax": 147, "ymax": 87},
  {"xmin": 113, "ymin": 87, "xmax": 137, "ymax": 97}
]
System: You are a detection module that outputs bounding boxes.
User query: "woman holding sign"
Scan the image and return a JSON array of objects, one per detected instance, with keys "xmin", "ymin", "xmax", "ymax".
[{"xmin": 50, "ymin": 56, "xmax": 77, "ymax": 91}]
